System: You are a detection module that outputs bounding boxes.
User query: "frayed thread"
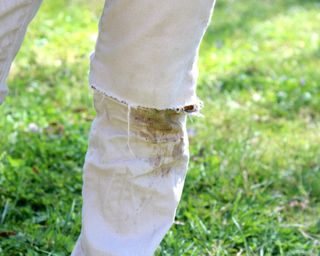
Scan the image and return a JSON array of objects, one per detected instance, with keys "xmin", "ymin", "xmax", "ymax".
[{"xmin": 126, "ymin": 104, "xmax": 136, "ymax": 157}]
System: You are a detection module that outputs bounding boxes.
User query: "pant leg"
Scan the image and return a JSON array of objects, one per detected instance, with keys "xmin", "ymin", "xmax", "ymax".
[
  {"xmin": 72, "ymin": 1, "xmax": 215, "ymax": 255},
  {"xmin": 89, "ymin": 0, "xmax": 216, "ymax": 109},
  {"xmin": 72, "ymin": 92, "xmax": 190, "ymax": 256},
  {"xmin": 0, "ymin": 0, "xmax": 42, "ymax": 104}
]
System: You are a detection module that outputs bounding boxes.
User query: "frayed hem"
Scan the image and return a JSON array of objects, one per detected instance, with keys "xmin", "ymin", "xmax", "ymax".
[{"xmin": 90, "ymin": 84, "xmax": 204, "ymax": 116}]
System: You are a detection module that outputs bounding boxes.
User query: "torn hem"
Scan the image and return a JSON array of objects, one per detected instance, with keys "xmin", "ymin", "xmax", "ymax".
[{"xmin": 90, "ymin": 84, "xmax": 204, "ymax": 116}]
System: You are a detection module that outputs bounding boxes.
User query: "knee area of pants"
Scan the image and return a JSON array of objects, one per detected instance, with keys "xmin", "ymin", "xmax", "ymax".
[{"xmin": 92, "ymin": 89, "xmax": 189, "ymax": 142}]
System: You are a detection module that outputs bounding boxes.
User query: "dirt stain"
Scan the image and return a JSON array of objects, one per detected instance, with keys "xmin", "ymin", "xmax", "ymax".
[{"xmin": 132, "ymin": 108, "xmax": 184, "ymax": 143}]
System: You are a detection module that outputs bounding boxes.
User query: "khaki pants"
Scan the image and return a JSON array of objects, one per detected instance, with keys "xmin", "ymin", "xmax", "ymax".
[{"xmin": 0, "ymin": 0, "xmax": 215, "ymax": 255}]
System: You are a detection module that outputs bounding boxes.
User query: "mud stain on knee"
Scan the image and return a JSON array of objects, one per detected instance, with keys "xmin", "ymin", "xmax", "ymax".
[
  {"xmin": 130, "ymin": 107, "xmax": 187, "ymax": 177},
  {"xmin": 131, "ymin": 108, "xmax": 185, "ymax": 143}
]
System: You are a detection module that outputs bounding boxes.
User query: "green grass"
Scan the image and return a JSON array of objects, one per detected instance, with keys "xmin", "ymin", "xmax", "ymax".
[{"xmin": 0, "ymin": 0, "xmax": 319, "ymax": 255}]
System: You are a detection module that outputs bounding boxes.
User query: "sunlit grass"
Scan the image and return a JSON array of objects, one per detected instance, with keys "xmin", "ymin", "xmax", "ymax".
[{"xmin": 0, "ymin": 0, "xmax": 319, "ymax": 255}]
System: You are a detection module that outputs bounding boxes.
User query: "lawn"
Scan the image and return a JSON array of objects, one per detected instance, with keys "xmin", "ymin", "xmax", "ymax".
[{"xmin": 0, "ymin": 0, "xmax": 319, "ymax": 255}]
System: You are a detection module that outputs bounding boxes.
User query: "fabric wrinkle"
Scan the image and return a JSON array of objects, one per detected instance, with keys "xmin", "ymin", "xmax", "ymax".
[{"xmin": 76, "ymin": 91, "xmax": 190, "ymax": 255}]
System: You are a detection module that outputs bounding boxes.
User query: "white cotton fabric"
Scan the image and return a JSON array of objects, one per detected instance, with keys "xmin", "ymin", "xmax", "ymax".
[
  {"xmin": 90, "ymin": 0, "xmax": 215, "ymax": 109},
  {"xmin": 71, "ymin": 91, "xmax": 190, "ymax": 256},
  {"xmin": 0, "ymin": 0, "xmax": 42, "ymax": 104}
]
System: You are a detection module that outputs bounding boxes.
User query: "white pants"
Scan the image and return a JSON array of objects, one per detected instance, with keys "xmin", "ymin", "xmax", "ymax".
[{"xmin": 0, "ymin": 0, "xmax": 215, "ymax": 255}]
